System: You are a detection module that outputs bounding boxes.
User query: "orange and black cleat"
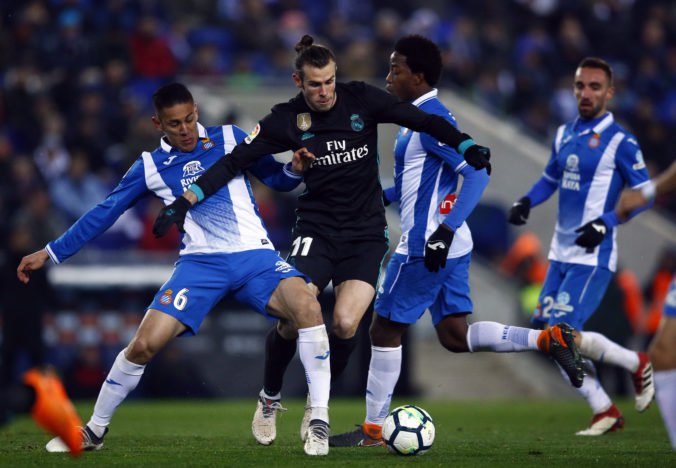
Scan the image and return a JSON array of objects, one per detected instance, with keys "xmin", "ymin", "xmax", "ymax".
[
  {"xmin": 23, "ymin": 367, "xmax": 83, "ymax": 457},
  {"xmin": 537, "ymin": 323, "xmax": 585, "ymax": 388}
]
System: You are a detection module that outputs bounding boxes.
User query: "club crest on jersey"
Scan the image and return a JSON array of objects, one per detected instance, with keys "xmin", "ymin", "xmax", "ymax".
[
  {"xmin": 588, "ymin": 133, "xmax": 600, "ymax": 149},
  {"xmin": 244, "ymin": 123, "xmax": 261, "ymax": 144},
  {"xmin": 297, "ymin": 113, "xmax": 311, "ymax": 131},
  {"xmin": 160, "ymin": 289, "xmax": 173, "ymax": 305},
  {"xmin": 183, "ymin": 160, "xmax": 205, "ymax": 177},
  {"xmin": 201, "ymin": 138, "xmax": 215, "ymax": 150},
  {"xmin": 350, "ymin": 114, "xmax": 364, "ymax": 132}
]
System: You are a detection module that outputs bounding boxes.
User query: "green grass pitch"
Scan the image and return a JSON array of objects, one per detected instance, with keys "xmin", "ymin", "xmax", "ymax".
[{"xmin": 1, "ymin": 398, "xmax": 673, "ymax": 466}]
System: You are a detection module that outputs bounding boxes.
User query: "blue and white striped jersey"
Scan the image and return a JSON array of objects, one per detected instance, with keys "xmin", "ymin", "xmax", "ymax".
[
  {"xmin": 46, "ymin": 123, "xmax": 301, "ymax": 263},
  {"xmin": 536, "ymin": 112, "xmax": 649, "ymax": 271},
  {"xmin": 391, "ymin": 89, "xmax": 487, "ymax": 258}
]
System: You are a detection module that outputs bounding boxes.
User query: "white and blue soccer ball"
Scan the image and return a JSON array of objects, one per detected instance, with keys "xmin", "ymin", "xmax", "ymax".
[{"xmin": 382, "ymin": 405, "xmax": 435, "ymax": 456}]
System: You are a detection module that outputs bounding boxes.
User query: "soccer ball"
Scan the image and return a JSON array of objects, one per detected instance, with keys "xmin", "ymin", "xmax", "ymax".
[{"xmin": 382, "ymin": 405, "xmax": 435, "ymax": 455}]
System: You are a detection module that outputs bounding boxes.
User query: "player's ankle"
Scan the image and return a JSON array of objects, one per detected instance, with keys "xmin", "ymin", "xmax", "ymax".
[{"xmin": 536, "ymin": 329, "xmax": 550, "ymax": 352}]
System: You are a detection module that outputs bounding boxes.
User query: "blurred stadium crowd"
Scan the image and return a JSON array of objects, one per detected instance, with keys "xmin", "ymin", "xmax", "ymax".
[{"xmin": 0, "ymin": 0, "xmax": 674, "ymax": 397}]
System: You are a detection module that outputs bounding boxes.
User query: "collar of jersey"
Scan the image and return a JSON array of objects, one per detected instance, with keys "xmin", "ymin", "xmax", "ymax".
[
  {"xmin": 160, "ymin": 122, "xmax": 208, "ymax": 153},
  {"xmin": 573, "ymin": 112, "xmax": 614, "ymax": 136},
  {"xmin": 411, "ymin": 88, "xmax": 438, "ymax": 108}
]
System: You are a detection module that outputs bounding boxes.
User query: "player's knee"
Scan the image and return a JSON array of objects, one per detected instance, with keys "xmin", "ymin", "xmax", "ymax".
[
  {"xmin": 438, "ymin": 332, "xmax": 469, "ymax": 353},
  {"xmin": 125, "ymin": 338, "xmax": 158, "ymax": 364},
  {"xmin": 648, "ymin": 341, "xmax": 676, "ymax": 371},
  {"xmin": 292, "ymin": 292, "xmax": 323, "ymax": 328},
  {"xmin": 331, "ymin": 316, "xmax": 359, "ymax": 339},
  {"xmin": 369, "ymin": 324, "xmax": 401, "ymax": 348}
]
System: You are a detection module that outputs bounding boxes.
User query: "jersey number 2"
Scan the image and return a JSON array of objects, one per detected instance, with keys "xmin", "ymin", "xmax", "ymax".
[{"xmin": 290, "ymin": 236, "xmax": 313, "ymax": 257}]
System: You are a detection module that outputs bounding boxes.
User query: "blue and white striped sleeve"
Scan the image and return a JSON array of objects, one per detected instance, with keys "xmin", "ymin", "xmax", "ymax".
[{"xmin": 46, "ymin": 158, "xmax": 149, "ymax": 264}]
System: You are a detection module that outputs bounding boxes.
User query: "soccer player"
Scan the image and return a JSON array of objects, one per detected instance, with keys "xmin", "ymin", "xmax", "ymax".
[
  {"xmin": 508, "ymin": 57, "xmax": 655, "ymax": 435},
  {"xmin": 616, "ymin": 160, "xmax": 676, "ymax": 450},
  {"xmin": 328, "ymin": 35, "xmax": 584, "ymax": 448},
  {"xmin": 1, "ymin": 367, "xmax": 83, "ymax": 457},
  {"xmin": 152, "ymin": 35, "xmax": 492, "ymax": 445},
  {"xmin": 16, "ymin": 83, "xmax": 333, "ymax": 456}
]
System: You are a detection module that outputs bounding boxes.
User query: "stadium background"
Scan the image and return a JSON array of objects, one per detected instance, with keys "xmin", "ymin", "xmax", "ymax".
[{"xmin": 0, "ymin": 0, "xmax": 674, "ymax": 402}]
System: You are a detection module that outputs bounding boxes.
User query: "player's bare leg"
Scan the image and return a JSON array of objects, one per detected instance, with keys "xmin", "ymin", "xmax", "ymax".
[
  {"xmin": 267, "ymin": 277, "xmax": 330, "ymax": 456},
  {"xmin": 46, "ymin": 310, "xmax": 186, "ymax": 453},
  {"xmin": 298, "ymin": 280, "xmax": 375, "ymax": 441}
]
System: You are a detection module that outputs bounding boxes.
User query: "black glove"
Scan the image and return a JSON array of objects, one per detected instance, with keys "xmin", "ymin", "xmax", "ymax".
[
  {"xmin": 508, "ymin": 197, "xmax": 531, "ymax": 225},
  {"xmin": 460, "ymin": 133, "xmax": 492, "ymax": 175},
  {"xmin": 574, "ymin": 218, "xmax": 607, "ymax": 250},
  {"xmin": 424, "ymin": 224, "xmax": 454, "ymax": 272},
  {"xmin": 153, "ymin": 197, "xmax": 192, "ymax": 238}
]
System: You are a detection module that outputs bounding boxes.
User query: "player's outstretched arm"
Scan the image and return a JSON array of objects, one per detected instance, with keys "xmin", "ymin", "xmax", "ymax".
[
  {"xmin": 616, "ymin": 160, "xmax": 676, "ymax": 221},
  {"xmin": 17, "ymin": 249, "xmax": 50, "ymax": 284}
]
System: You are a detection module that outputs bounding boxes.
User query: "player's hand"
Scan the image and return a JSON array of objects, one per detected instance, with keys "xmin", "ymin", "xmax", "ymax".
[
  {"xmin": 508, "ymin": 197, "xmax": 531, "ymax": 225},
  {"xmin": 424, "ymin": 224, "xmax": 454, "ymax": 272},
  {"xmin": 153, "ymin": 196, "xmax": 192, "ymax": 238},
  {"xmin": 460, "ymin": 134, "xmax": 492, "ymax": 175},
  {"xmin": 291, "ymin": 147, "xmax": 315, "ymax": 173},
  {"xmin": 616, "ymin": 188, "xmax": 648, "ymax": 222},
  {"xmin": 574, "ymin": 218, "xmax": 607, "ymax": 250},
  {"xmin": 17, "ymin": 249, "xmax": 50, "ymax": 284}
]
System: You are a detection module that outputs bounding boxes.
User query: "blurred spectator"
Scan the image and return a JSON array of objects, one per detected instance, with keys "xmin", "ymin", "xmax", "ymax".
[
  {"xmin": 0, "ymin": 190, "xmax": 62, "ymax": 385},
  {"xmin": 129, "ymin": 15, "xmax": 177, "ymax": 79},
  {"xmin": 49, "ymin": 149, "xmax": 109, "ymax": 224}
]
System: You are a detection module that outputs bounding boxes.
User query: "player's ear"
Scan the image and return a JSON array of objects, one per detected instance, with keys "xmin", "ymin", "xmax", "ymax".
[
  {"xmin": 151, "ymin": 115, "xmax": 162, "ymax": 131},
  {"xmin": 292, "ymin": 72, "xmax": 303, "ymax": 90}
]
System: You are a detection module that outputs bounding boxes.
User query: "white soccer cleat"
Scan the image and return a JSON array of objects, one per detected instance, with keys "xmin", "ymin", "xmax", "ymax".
[
  {"xmin": 300, "ymin": 393, "xmax": 311, "ymax": 441},
  {"xmin": 45, "ymin": 436, "xmax": 70, "ymax": 453},
  {"xmin": 304, "ymin": 419, "xmax": 329, "ymax": 456},
  {"xmin": 575, "ymin": 404, "xmax": 624, "ymax": 436},
  {"xmin": 252, "ymin": 394, "xmax": 287, "ymax": 445},
  {"xmin": 46, "ymin": 426, "xmax": 107, "ymax": 452},
  {"xmin": 632, "ymin": 352, "xmax": 655, "ymax": 412}
]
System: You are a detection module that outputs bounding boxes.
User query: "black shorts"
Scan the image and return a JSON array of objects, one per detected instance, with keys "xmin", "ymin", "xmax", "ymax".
[{"xmin": 287, "ymin": 229, "xmax": 389, "ymax": 291}]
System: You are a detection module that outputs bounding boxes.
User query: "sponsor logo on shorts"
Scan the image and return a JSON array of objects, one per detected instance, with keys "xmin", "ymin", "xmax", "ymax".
[
  {"xmin": 275, "ymin": 260, "xmax": 293, "ymax": 273},
  {"xmin": 160, "ymin": 289, "xmax": 173, "ymax": 305}
]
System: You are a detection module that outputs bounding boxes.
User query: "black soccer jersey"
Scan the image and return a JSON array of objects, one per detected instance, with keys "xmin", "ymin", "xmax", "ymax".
[{"xmin": 196, "ymin": 81, "xmax": 470, "ymax": 237}]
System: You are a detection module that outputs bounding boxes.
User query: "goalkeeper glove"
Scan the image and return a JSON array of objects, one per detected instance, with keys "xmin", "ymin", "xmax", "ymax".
[
  {"xmin": 153, "ymin": 197, "xmax": 192, "ymax": 238},
  {"xmin": 574, "ymin": 218, "xmax": 607, "ymax": 250},
  {"xmin": 424, "ymin": 224, "xmax": 454, "ymax": 272}
]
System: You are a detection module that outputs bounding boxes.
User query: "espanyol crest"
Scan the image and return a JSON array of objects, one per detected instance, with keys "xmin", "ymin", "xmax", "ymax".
[{"xmin": 183, "ymin": 160, "xmax": 205, "ymax": 177}]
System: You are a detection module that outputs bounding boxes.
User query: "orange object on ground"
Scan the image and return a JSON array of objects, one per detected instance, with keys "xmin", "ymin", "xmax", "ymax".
[{"xmin": 23, "ymin": 368, "xmax": 83, "ymax": 457}]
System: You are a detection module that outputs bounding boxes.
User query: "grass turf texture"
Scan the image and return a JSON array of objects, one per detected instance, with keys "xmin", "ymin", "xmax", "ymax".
[{"xmin": 1, "ymin": 398, "xmax": 673, "ymax": 467}]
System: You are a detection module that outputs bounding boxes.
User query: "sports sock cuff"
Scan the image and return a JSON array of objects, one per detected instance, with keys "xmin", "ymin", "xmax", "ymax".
[
  {"xmin": 298, "ymin": 324, "xmax": 328, "ymax": 342},
  {"xmin": 372, "ymin": 345, "xmax": 402, "ymax": 354},
  {"xmin": 117, "ymin": 350, "xmax": 146, "ymax": 375}
]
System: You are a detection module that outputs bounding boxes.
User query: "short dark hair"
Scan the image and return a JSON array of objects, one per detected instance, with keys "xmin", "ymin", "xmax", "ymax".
[
  {"xmin": 293, "ymin": 35, "xmax": 336, "ymax": 80},
  {"xmin": 578, "ymin": 57, "xmax": 613, "ymax": 84},
  {"xmin": 394, "ymin": 35, "xmax": 442, "ymax": 86},
  {"xmin": 152, "ymin": 83, "xmax": 194, "ymax": 112}
]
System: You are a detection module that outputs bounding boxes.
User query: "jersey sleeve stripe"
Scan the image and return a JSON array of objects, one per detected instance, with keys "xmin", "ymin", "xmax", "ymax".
[{"xmin": 45, "ymin": 243, "xmax": 60, "ymax": 264}]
